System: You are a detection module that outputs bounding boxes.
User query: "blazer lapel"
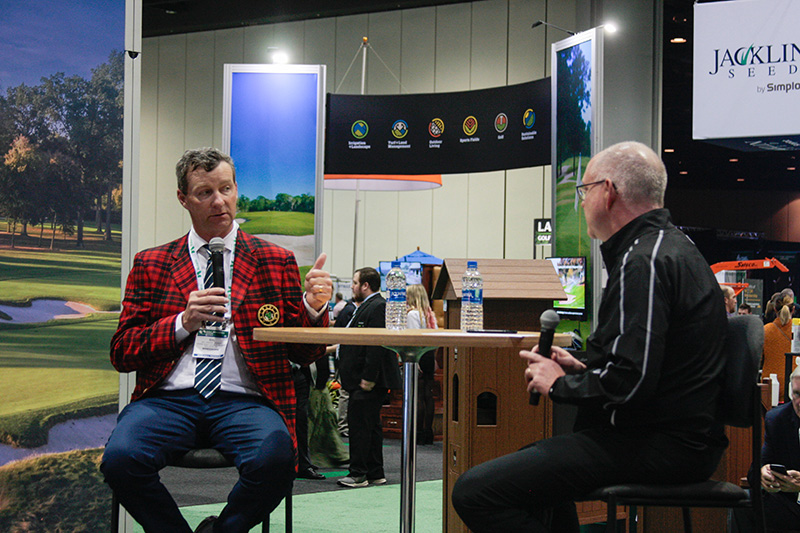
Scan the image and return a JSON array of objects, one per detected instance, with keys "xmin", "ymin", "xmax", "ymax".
[
  {"xmin": 170, "ymin": 235, "xmax": 197, "ymax": 301},
  {"xmin": 231, "ymin": 230, "xmax": 257, "ymax": 313},
  {"xmin": 350, "ymin": 293, "xmax": 378, "ymax": 326}
]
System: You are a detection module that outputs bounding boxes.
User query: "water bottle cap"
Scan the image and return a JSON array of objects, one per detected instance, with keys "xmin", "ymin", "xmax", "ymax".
[
  {"xmin": 391, "ymin": 261, "xmax": 401, "ymax": 268},
  {"xmin": 467, "ymin": 260, "xmax": 478, "ymax": 269}
]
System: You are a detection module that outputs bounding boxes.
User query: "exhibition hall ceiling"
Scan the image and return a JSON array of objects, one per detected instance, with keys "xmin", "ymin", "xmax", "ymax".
[{"xmin": 142, "ymin": 0, "xmax": 799, "ymax": 192}]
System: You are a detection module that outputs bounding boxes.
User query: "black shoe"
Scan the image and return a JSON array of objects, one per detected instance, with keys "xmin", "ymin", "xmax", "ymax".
[
  {"xmin": 194, "ymin": 516, "xmax": 217, "ymax": 533},
  {"xmin": 297, "ymin": 466, "xmax": 325, "ymax": 480}
]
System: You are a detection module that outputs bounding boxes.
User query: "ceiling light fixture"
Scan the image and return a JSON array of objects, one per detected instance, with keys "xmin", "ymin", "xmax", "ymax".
[
  {"xmin": 664, "ymin": 148, "xmax": 675, "ymax": 153},
  {"xmin": 670, "ymin": 37, "xmax": 687, "ymax": 44}
]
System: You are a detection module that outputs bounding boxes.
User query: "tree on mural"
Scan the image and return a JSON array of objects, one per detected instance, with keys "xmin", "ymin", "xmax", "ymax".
[
  {"xmin": 556, "ymin": 44, "xmax": 592, "ymax": 168},
  {"xmin": 0, "ymin": 51, "xmax": 123, "ymax": 246}
]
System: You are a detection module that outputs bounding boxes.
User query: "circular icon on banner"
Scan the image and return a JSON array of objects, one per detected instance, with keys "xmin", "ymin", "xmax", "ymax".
[
  {"xmin": 351, "ymin": 120, "xmax": 369, "ymax": 139},
  {"xmin": 392, "ymin": 120, "xmax": 409, "ymax": 139},
  {"xmin": 429, "ymin": 118, "xmax": 444, "ymax": 138},
  {"xmin": 494, "ymin": 113, "xmax": 508, "ymax": 133},
  {"xmin": 257, "ymin": 304, "xmax": 280, "ymax": 327},
  {"xmin": 463, "ymin": 116, "xmax": 478, "ymax": 136},
  {"xmin": 523, "ymin": 109, "xmax": 536, "ymax": 129}
]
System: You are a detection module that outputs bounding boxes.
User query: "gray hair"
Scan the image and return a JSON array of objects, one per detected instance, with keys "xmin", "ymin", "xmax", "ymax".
[
  {"xmin": 591, "ymin": 141, "xmax": 667, "ymax": 207},
  {"xmin": 176, "ymin": 148, "xmax": 236, "ymax": 194}
]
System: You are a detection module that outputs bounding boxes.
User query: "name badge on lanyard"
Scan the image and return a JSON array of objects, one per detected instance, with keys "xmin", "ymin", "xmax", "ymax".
[{"xmin": 193, "ymin": 327, "xmax": 230, "ymax": 359}]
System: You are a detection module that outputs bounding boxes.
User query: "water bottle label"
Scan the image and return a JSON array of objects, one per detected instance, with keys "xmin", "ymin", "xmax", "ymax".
[
  {"xmin": 389, "ymin": 288, "xmax": 406, "ymax": 303},
  {"xmin": 462, "ymin": 288, "xmax": 483, "ymax": 304}
]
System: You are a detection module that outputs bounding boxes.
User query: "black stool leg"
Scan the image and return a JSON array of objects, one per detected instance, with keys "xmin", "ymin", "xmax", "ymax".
[
  {"xmin": 629, "ymin": 505, "xmax": 638, "ymax": 533},
  {"xmin": 285, "ymin": 491, "xmax": 292, "ymax": 533},
  {"xmin": 111, "ymin": 492, "xmax": 119, "ymax": 533},
  {"xmin": 606, "ymin": 495, "xmax": 617, "ymax": 533},
  {"xmin": 682, "ymin": 507, "xmax": 692, "ymax": 533}
]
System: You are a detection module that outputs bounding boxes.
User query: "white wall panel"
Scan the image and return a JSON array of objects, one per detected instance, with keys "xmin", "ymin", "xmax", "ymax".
[
  {"xmin": 400, "ymin": 7, "xmax": 436, "ymax": 93},
  {"xmin": 509, "ymin": 0, "xmax": 548, "ymax": 82},
  {"xmin": 137, "ymin": 38, "xmax": 159, "ymax": 251},
  {"xmin": 470, "ymin": 0, "xmax": 509, "ymax": 89},
  {"xmin": 366, "ymin": 11, "xmax": 402, "ymax": 95},
  {"xmin": 434, "ymin": 5, "xmax": 471, "ymax": 93},
  {"xmin": 505, "ymin": 166, "xmax": 546, "ymax": 259},
  {"xmin": 334, "ymin": 15, "xmax": 369, "ymax": 95},
  {"xmin": 243, "ymin": 25, "xmax": 274, "ymax": 64},
  {"xmin": 432, "ymin": 173, "xmax": 469, "ymax": 259},
  {"xmin": 467, "ymin": 171, "xmax": 506, "ymax": 258},
  {"xmin": 273, "ymin": 21, "xmax": 305, "ymax": 66},
  {"xmin": 154, "ymin": 35, "xmax": 188, "ymax": 245},
  {"xmin": 184, "ymin": 33, "xmax": 216, "ymax": 152},
  {"xmin": 211, "ymin": 29, "xmax": 244, "ymax": 150},
  {"xmin": 303, "ymin": 19, "xmax": 337, "ymax": 92}
]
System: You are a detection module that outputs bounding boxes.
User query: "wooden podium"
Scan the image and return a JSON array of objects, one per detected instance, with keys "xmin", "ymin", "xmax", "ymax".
[{"xmin": 432, "ymin": 258, "xmax": 572, "ymax": 532}]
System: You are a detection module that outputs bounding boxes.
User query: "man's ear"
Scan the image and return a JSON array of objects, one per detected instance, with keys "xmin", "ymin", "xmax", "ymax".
[
  {"xmin": 177, "ymin": 189, "xmax": 187, "ymax": 209},
  {"xmin": 604, "ymin": 179, "xmax": 617, "ymax": 210}
]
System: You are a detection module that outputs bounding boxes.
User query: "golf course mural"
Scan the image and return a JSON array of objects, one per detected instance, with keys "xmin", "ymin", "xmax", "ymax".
[{"xmin": 0, "ymin": 2, "xmax": 124, "ymax": 530}]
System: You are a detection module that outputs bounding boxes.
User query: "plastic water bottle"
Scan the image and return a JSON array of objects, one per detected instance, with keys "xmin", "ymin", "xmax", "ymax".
[
  {"xmin": 385, "ymin": 261, "xmax": 407, "ymax": 330},
  {"xmin": 461, "ymin": 260, "xmax": 483, "ymax": 331}
]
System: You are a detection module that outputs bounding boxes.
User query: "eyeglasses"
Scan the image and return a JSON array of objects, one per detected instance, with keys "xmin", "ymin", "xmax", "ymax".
[{"xmin": 576, "ymin": 179, "xmax": 617, "ymax": 200}]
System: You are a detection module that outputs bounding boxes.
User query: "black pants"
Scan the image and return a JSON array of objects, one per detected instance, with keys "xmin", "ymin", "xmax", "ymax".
[
  {"xmin": 451, "ymin": 427, "xmax": 725, "ymax": 533},
  {"xmin": 346, "ymin": 387, "xmax": 389, "ymax": 479},
  {"xmin": 292, "ymin": 366, "xmax": 314, "ymax": 471}
]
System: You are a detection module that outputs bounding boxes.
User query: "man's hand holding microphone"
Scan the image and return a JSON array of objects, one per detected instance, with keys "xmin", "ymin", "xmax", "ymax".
[{"xmin": 522, "ymin": 309, "xmax": 586, "ymax": 405}]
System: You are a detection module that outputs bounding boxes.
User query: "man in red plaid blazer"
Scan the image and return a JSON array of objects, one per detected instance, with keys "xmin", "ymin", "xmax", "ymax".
[{"xmin": 102, "ymin": 148, "xmax": 331, "ymax": 533}]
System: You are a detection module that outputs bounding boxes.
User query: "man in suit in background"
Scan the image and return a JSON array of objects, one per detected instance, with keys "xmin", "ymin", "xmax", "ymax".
[
  {"xmin": 750, "ymin": 367, "xmax": 800, "ymax": 529},
  {"xmin": 336, "ymin": 267, "xmax": 402, "ymax": 488},
  {"xmin": 102, "ymin": 148, "xmax": 332, "ymax": 533}
]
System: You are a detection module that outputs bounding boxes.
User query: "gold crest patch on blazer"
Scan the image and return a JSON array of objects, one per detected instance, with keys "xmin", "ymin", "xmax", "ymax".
[{"xmin": 257, "ymin": 304, "xmax": 280, "ymax": 326}]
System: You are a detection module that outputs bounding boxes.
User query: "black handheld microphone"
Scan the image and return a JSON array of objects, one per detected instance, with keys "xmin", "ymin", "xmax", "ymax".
[
  {"xmin": 529, "ymin": 309, "xmax": 560, "ymax": 406},
  {"xmin": 208, "ymin": 237, "xmax": 226, "ymax": 324},
  {"xmin": 208, "ymin": 237, "xmax": 225, "ymax": 289}
]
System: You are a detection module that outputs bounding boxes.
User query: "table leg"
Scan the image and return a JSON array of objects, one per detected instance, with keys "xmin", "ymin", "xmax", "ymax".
[{"xmin": 400, "ymin": 360, "xmax": 419, "ymax": 533}]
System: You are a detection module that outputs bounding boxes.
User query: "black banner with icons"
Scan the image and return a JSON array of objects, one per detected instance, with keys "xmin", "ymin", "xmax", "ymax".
[{"xmin": 324, "ymin": 78, "xmax": 551, "ymax": 175}]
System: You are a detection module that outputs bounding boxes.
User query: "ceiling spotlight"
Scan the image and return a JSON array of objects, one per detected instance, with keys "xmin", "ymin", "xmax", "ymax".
[
  {"xmin": 679, "ymin": 171, "xmax": 688, "ymax": 175},
  {"xmin": 737, "ymin": 178, "xmax": 745, "ymax": 182},
  {"xmin": 670, "ymin": 37, "xmax": 687, "ymax": 44},
  {"xmin": 603, "ymin": 23, "xmax": 617, "ymax": 34},
  {"xmin": 664, "ymin": 148, "xmax": 675, "ymax": 153},
  {"xmin": 271, "ymin": 50, "xmax": 289, "ymax": 64},
  {"xmin": 729, "ymin": 158, "xmax": 739, "ymax": 162},
  {"xmin": 788, "ymin": 167, "xmax": 797, "ymax": 171}
]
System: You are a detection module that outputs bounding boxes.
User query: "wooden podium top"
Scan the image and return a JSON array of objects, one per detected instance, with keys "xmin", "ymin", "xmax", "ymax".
[{"xmin": 253, "ymin": 327, "xmax": 572, "ymax": 349}]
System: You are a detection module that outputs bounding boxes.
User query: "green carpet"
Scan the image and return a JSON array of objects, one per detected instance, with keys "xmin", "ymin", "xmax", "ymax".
[{"xmin": 132, "ymin": 480, "xmax": 444, "ymax": 532}]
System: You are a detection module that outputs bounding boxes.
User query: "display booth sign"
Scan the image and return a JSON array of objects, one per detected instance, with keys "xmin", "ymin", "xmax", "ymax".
[
  {"xmin": 222, "ymin": 64, "xmax": 327, "ymax": 266},
  {"xmin": 324, "ymin": 78, "xmax": 550, "ymax": 175},
  {"xmin": 693, "ymin": 0, "xmax": 800, "ymax": 151}
]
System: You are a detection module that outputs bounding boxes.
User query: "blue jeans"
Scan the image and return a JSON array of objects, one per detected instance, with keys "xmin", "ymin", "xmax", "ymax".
[{"xmin": 102, "ymin": 390, "xmax": 294, "ymax": 533}]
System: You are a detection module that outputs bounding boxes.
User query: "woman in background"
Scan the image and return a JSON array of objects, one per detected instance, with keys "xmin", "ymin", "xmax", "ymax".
[
  {"xmin": 763, "ymin": 292, "xmax": 795, "ymax": 401},
  {"xmin": 406, "ymin": 284, "xmax": 437, "ymax": 444}
]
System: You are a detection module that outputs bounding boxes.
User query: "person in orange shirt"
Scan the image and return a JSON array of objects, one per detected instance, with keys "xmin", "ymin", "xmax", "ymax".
[{"xmin": 763, "ymin": 293, "xmax": 795, "ymax": 401}]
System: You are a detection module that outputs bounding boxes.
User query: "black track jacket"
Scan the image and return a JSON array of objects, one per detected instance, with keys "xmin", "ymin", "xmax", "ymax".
[{"xmin": 550, "ymin": 209, "xmax": 727, "ymax": 439}]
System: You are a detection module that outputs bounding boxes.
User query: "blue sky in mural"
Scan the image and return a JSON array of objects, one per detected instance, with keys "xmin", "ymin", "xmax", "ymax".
[
  {"xmin": 0, "ymin": 0, "xmax": 124, "ymax": 89},
  {"xmin": 230, "ymin": 72, "xmax": 320, "ymax": 200}
]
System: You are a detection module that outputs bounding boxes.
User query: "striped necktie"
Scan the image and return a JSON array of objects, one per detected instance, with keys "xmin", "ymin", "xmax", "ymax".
[{"xmin": 194, "ymin": 245, "xmax": 223, "ymax": 399}]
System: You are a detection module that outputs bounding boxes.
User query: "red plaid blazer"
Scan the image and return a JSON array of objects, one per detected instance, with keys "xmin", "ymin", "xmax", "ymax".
[{"xmin": 110, "ymin": 230, "xmax": 328, "ymax": 447}]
